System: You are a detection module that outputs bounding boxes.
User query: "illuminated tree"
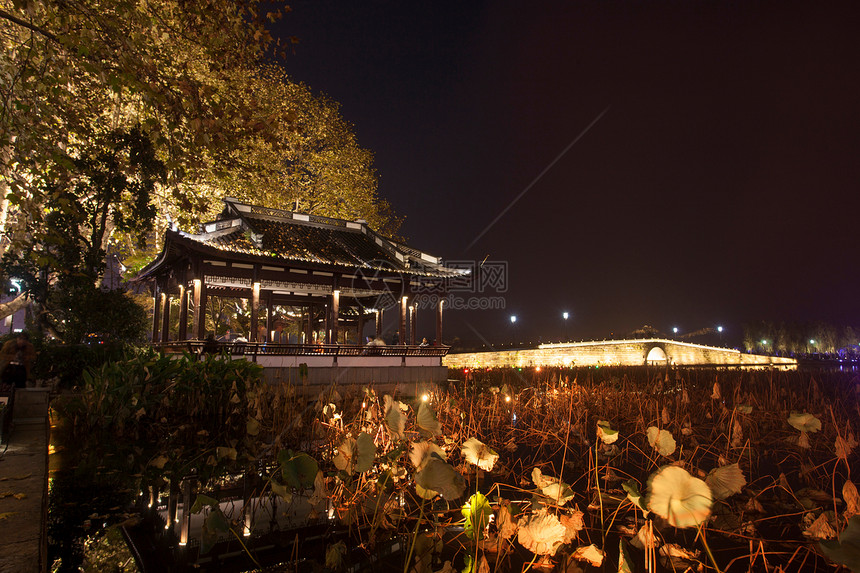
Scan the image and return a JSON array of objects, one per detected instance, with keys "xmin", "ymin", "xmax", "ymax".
[{"xmin": 1, "ymin": 1, "xmax": 400, "ymax": 323}]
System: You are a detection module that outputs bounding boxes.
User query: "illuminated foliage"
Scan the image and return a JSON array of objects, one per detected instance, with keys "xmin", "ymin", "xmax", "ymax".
[{"xmin": 0, "ymin": 0, "xmax": 400, "ymax": 318}]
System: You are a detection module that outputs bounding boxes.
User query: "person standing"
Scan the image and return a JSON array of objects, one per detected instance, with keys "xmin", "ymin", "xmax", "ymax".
[
  {"xmin": 1, "ymin": 332, "xmax": 37, "ymax": 441},
  {"xmin": 1, "ymin": 332, "xmax": 36, "ymax": 389}
]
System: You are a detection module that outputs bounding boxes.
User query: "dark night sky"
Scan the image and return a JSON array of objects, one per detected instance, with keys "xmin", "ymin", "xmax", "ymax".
[{"xmin": 273, "ymin": 1, "xmax": 860, "ymax": 346}]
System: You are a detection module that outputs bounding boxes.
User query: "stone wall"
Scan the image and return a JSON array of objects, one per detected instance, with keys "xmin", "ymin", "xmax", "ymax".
[
  {"xmin": 262, "ymin": 365, "xmax": 447, "ymax": 397},
  {"xmin": 444, "ymin": 339, "xmax": 796, "ymax": 369}
]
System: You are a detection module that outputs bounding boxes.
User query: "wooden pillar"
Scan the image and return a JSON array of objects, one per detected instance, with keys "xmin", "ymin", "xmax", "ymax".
[
  {"xmin": 329, "ymin": 285, "xmax": 340, "ymax": 344},
  {"xmin": 250, "ymin": 281, "xmax": 260, "ymax": 342},
  {"xmin": 160, "ymin": 291, "xmax": 170, "ymax": 342},
  {"xmin": 192, "ymin": 278, "xmax": 206, "ymax": 340},
  {"xmin": 399, "ymin": 295, "xmax": 408, "ymax": 346},
  {"xmin": 265, "ymin": 291, "xmax": 273, "ymax": 342},
  {"xmin": 305, "ymin": 304, "xmax": 314, "ymax": 344},
  {"xmin": 409, "ymin": 304, "xmax": 416, "ymax": 345},
  {"xmin": 436, "ymin": 298, "xmax": 444, "ymax": 345},
  {"xmin": 375, "ymin": 308, "xmax": 383, "ymax": 339},
  {"xmin": 177, "ymin": 283, "xmax": 189, "ymax": 341},
  {"xmin": 179, "ymin": 479, "xmax": 191, "ymax": 546},
  {"xmin": 357, "ymin": 310, "xmax": 365, "ymax": 344},
  {"xmin": 151, "ymin": 282, "xmax": 161, "ymax": 343}
]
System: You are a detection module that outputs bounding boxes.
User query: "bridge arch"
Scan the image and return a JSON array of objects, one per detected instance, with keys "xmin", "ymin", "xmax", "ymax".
[{"xmin": 645, "ymin": 343, "xmax": 668, "ymax": 365}]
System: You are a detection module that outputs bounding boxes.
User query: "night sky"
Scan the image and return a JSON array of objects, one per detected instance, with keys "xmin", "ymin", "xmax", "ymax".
[{"xmin": 273, "ymin": 1, "xmax": 860, "ymax": 347}]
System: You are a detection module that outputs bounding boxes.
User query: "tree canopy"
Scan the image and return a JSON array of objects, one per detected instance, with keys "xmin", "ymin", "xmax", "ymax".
[{"xmin": 0, "ymin": 0, "xmax": 401, "ymax": 333}]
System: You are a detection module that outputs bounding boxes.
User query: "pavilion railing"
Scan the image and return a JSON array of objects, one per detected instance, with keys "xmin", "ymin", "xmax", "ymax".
[{"xmin": 152, "ymin": 341, "xmax": 451, "ymax": 359}]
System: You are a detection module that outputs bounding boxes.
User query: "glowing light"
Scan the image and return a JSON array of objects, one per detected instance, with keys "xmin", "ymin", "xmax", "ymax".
[
  {"xmin": 672, "ymin": 327, "xmax": 679, "ymax": 334},
  {"xmin": 562, "ymin": 312, "xmax": 569, "ymax": 320},
  {"xmin": 504, "ymin": 396, "xmax": 511, "ymax": 402},
  {"xmin": 421, "ymin": 394, "xmax": 429, "ymax": 402},
  {"xmin": 510, "ymin": 315, "xmax": 517, "ymax": 323},
  {"xmin": 535, "ymin": 366, "xmax": 541, "ymax": 372},
  {"xmin": 809, "ymin": 339, "xmax": 816, "ymax": 344},
  {"xmin": 717, "ymin": 326, "xmax": 723, "ymax": 332}
]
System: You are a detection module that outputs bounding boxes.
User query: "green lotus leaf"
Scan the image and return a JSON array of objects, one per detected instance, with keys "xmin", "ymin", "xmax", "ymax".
[
  {"xmin": 461, "ymin": 492, "xmax": 492, "ymax": 540},
  {"xmin": 821, "ymin": 516, "xmax": 860, "ymax": 571},
  {"xmin": 647, "ymin": 426, "xmax": 677, "ymax": 457},
  {"xmin": 355, "ymin": 432, "xmax": 377, "ymax": 473},
  {"xmin": 415, "ymin": 457, "xmax": 465, "ymax": 500},
  {"xmin": 788, "ymin": 412, "xmax": 822, "ymax": 433},
  {"xmin": 190, "ymin": 494, "xmax": 218, "ymax": 514},
  {"xmin": 417, "ymin": 402, "xmax": 442, "ymax": 436},
  {"xmin": 280, "ymin": 451, "xmax": 319, "ymax": 490}
]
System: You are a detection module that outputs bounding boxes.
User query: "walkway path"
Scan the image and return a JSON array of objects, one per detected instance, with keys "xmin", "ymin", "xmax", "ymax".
[{"xmin": 0, "ymin": 389, "xmax": 50, "ymax": 573}]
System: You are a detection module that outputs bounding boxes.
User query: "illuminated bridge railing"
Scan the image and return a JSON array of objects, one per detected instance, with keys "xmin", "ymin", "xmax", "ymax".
[{"xmin": 153, "ymin": 341, "xmax": 451, "ymax": 359}]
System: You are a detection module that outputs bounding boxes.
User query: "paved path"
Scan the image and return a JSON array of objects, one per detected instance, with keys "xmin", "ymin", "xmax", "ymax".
[{"xmin": 0, "ymin": 390, "xmax": 50, "ymax": 573}]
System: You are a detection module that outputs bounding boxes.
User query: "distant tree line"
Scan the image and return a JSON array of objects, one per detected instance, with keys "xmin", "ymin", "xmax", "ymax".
[{"xmin": 743, "ymin": 321, "xmax": 859, "ymax": 356}]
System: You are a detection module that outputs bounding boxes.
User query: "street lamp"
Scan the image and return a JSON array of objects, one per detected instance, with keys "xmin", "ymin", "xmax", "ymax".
[
  {"xmin": 672, "ymin": 326, "xmax": 679, "ymax": 337},
  {"xmin": 510, "ymin": 315, "xmax": 517, "ymax": 324},
  {"xmin": 562, "ymin": 311, "xmax": 569, "ymax": 341}
]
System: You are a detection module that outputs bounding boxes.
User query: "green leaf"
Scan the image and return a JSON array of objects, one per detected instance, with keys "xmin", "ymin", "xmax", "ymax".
[
  {"xmin": 201, "ymin": 507, "xmax": 230, "ymax": 554},
  {"xmin": 384, "ymin": 395, "xmax": 406, "ymax": 439},
  {"xmin": 281, "ymin": 451, "xmax": 319, "ymax": 489},
  {"xmin": 216, "ymin": 447, "xmax": 237, "ymax": 461},
  {"xmin": 705, "ymin": 464, "xmax": 747, "ymax": 500},
  {"xmin": 377, "ymin": 470, "xmax": 394, "ymax": 494},
  {"xmin": 415, "ymin": 457, "xmax": 465, "ymax": 500},
  {"xmin": 788, "ymin": 412, "xmax": 822, "ymax": 433},
  {"xmin": 461, "ymin": 492, "xmax": 492, "ymax": 540},
  {"xmin": 821, "ymin": 516, "xmax": 860, "ymax": 571},
  {"xmin": 355, "ymin": 432, "xmax": 376, "ymax": 473},
  {"xmin": 619, "ymin": 538, "xmax": 634, "ymax": 573},
  {"xmin": 190, "ymin": 494, "xmax": 218, "ymax": 514},
  {"xmin": 647, "ymin": 426, "xmax": 677, "ymax": 457},
  {"xmin": 270, "ymin": 480, "xmax": 292, "ymax": 503},
  {"xmin": 622, "ymin": 479, "xmax": 647, "ymax": 513},
  {"xmin": 597, "ymin": 420, "xmax": 619, "ymax": 444},
  {"xmin": 417, "ymin": 402, "xmax": 442, "ymax": 436}
]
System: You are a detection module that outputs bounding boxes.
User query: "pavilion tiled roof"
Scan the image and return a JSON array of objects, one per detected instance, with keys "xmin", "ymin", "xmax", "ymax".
[{"xmin": 143, "ymin": 199, "xmax": 466, "ymax": 279}]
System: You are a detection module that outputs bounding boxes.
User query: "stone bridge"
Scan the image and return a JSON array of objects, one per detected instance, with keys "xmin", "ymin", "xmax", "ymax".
[{"xmin": 444, "ymin": 338, "xmax": 796, "ymax": 369}]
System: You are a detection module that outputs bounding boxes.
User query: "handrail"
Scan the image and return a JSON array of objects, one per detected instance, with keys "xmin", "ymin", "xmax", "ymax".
[{"xmin": 152, "ymin": 340, "xmax": 451, "ymax": 358}]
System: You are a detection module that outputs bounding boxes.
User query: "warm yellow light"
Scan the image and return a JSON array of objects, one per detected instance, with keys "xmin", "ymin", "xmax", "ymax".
[
  {"xmin": 504, "ymin": 396, "xmax": 511, "ymax": 403},
  {"xmin": 421, "ymin": 394, "xmax": 429, "ymax": 402}
]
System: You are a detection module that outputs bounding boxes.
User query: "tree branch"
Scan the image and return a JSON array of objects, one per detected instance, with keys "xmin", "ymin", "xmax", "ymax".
[
  {"xmin": 0, "ymin": 292, "xmax": 30, "ymax": 320},
  {"xmin": 0, "ymin": 8, "xmax": 59, "ymax": 43}
]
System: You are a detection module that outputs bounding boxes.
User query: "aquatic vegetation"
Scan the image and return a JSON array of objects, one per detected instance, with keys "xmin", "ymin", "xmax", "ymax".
[{"xmin": 49, "ymin": 363, "xmax": 860, "ymax": 572}]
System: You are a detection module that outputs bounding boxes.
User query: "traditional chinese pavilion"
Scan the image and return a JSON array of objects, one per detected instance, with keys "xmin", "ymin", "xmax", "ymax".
[{"xmin": 135, "ymin": 198, "xmax": 467, "ymax": 388}]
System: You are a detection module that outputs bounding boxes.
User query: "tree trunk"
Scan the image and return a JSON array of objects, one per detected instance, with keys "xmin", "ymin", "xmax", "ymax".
[{"xmin": 0, "ymin": 292, "xmax": 30, "ymax": 320}]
